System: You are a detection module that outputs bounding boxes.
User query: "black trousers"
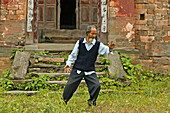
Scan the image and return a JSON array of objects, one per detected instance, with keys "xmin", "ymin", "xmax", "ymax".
[{"xmin": 63, "ymin": 68, "xmax": 101, "ymax": 102}]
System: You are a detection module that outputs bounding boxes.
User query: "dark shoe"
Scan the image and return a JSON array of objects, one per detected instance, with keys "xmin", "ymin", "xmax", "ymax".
[
  {"xmin": 64, "ymin": 100, "xmax": 67, "ymax": 105},
  {"xmin": 88, "ymin": 100, "xmax": 96, "ymax": 106},
  {"xmin": 88, "ymin": 100, "xmax": 92, "ymax": 106},
  {"xmin": 93, "ymin": 101, "xmax": 96, "ymax": 106}
]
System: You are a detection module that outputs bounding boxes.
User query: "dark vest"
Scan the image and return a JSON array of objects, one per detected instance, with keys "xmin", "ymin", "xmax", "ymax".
[{"xmin": 73, "ymin": 38, "xmax": 100, "ymax": 71}]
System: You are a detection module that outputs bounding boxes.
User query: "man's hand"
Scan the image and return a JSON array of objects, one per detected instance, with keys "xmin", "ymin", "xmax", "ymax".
[
  {"xmin": 108, "ymin": 41, "xmax": 115, "ymax": 49},
  {"xmin": 64, "ymin": 65, "xmax": 71, "ymax": 73}
]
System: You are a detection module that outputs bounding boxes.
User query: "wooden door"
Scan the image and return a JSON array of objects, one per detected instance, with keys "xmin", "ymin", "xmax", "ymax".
[
  {"xmin": 38, "ymin": 0, "xmax": 57, "ymax": 29},
  {"xmin": 80, "ymin": 0, "xmax": 98, "ymax": 30}
]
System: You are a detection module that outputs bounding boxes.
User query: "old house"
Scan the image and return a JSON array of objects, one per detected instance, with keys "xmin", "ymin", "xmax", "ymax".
[{"xmin": 0, "ymin": 0, "xmax": 169, "ymax": 75}]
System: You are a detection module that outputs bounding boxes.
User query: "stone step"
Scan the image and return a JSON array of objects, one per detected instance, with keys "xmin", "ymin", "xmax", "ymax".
[
  {"xmin": 39, "ymin": 39, "xmax": 77, "ymax": 43},
  {"xmin": 43, "ymin": 29, "xmax": 86, "ymax": 37},
  {"xmin": 28, "ymin": 65, "xmax": 106, "ymax": 73},
  {"xmin": 37, "ymin": 43, "xmax": 75, "ymax": 51},
  {"xmin": 38, "ymin": 57, "xmax": 65, "ymax": 63},
  {"xmin": 43, "ymin": 35, "xmax": 84, "ymax": 39},
  {"xmin": 30, "ymin": 56, "xmax": 104, "ymax": 64},
  {"xmin": 3, "ymin": 89, "xmax": 137, "ymax": 95},
  {"xmin": 29, "ymin": 64, "xmax": 105, "ymax": 68},
  {"xmin": 12, "ymin": 80, "xmax": 103, "ymax": 85},
  {"xmin": 2, "ymin": 89, "xmax": 117, "ymax": 95},
  {"xmin": 28, "ymin": 72, "xmax": 106, "ymax": 78}
]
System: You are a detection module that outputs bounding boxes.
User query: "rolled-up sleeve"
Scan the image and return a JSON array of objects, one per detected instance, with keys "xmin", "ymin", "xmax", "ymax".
[
  {"xmin": 66, "ymin": 40, "xmax": 79, "ymax": 67},
  {"xmin": 98, "ymin": 42, "xmax": 113, "ymax": 55}
]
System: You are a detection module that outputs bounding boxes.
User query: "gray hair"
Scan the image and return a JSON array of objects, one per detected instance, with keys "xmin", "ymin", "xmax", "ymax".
[{"xmin": 86, "ymin": 25, "xmax": 98, "ymax": 35}]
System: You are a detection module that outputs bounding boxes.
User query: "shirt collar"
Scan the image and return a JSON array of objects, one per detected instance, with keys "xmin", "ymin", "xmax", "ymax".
[{"xmin": 83, "ymin": 38, "xmax": 96, "ymax": 45}]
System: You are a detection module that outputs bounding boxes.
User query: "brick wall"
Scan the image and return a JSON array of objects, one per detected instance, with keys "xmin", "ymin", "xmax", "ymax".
[
  {"xmin": 0, "ymin": 57, "xmax": 11, "ymax": 75},
  {"xmin": 0, "ymin": 0, "xmax": 26, "ymax": 74},
  {"xmin": 135, "ymin": 0, "xmax": 170, "ymax": 73},
  {"xmin": 108, "ymin": 0, "xmax": 170, "ymax": 73},
  {"xmin": 0, "ymin": 0, "xmax": 26, "ymax": 47}
]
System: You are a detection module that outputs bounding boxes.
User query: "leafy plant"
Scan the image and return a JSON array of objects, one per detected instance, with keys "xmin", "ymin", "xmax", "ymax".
[
  {"xmin": 0, "ymin": 78, "xmax": 14, "ymax": 91},
  {"xmin": 10, "ymin": 49, "xmax": 24, "ymax": 63},
  {"xmin": 25, "ymin": 74, "xmax": 51, "ymax": 91},
  {"xmin": 1, "ymin": 68, "xmax": 11, "ymax": 78},
  {"xmin": 39, "ymin": 51, "xmax": 49, "ymax": 55}
]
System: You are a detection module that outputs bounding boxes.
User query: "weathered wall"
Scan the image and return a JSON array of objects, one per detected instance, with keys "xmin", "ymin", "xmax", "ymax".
[
  {"xmin": 0, "ymin": 0, "xmax": 26, "ymax": 75},
  {"xmin": 108, "ymin": 0, "xmax": 170, "ymax": 73},
  {"xmin": 0, "ymin": 57, "xmax": 11, "ymax": 75},
  {"xmin": 135, "ymin": 0, "xmax": 170, "ymax": 73},
  {"xmin": 0, "ymin": 0, "xmax": 26, "ymax": 47}
]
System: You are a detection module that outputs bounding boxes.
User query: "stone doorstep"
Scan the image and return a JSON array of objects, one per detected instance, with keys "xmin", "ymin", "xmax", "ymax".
[
  {"xmin": 29, "ymin": 64, "xmax": 105, "ymax": 69},
  {"xmin": 38, "ymin": 57, "xmax": 64, "ymax": 63},
  {"xmin": 12, "ymin": 79, "xmax": 103, "ymax": 85},
  {"xmin": 28, "ymin": 72, "xmax": 106, "ymax": 78},
  {"xmin": 2, "ymin": 90, "xmax": 138, "ymax": 95}
]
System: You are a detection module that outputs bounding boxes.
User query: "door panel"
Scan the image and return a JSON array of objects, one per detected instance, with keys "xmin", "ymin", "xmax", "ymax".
[
  {"xmin": 92, "ymin": 7, "xmax": 97, "ymax": 23},
  {"xmin": 81, "ymin": 6, "xmax": 89, "ymax": 22},
  {"xmin": 81, "ymin": 0, "xmax": 89, "ymax": 4},
  {"xmin": 80, "ymin": 0, "xmax": 98, "ymax": 30},
  {"xmin": 38, "ymin": 0, "xmax": 57, "ymax": 29}
]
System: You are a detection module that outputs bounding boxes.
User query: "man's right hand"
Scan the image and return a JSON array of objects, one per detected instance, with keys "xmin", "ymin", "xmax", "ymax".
[{"xmin": 64, "ymin": 65, "xmax": 71, "ymax": 73}]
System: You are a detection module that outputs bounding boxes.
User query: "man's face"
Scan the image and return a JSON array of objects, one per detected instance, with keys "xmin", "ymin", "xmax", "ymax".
[{"xmin": 88, "ymin": 27, "xmax": 97, "ymax": 39}]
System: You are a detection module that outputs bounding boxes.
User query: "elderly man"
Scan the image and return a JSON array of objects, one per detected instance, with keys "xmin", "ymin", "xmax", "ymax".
[{"xmin": 63, "ymin": 25, "xmax": 115, "ymax": 106}]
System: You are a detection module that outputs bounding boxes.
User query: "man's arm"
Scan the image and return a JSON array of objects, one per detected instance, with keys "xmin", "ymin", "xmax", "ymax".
[
  {"xmin": 98, "ymin": 41, "xmax": 115, "ymax": 55},
  {"xmin": 65, "ymin": 40, "xmax": 79, "ymax": 73}
]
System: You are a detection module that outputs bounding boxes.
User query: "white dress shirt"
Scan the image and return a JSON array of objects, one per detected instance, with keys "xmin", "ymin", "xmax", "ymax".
[{"xmin": 66, "ymin": 38, "xmax": 113, "ymax": 75}]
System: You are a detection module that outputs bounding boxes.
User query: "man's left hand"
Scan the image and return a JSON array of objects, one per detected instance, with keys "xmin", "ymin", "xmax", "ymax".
[{"xmin": 108, "ymin": 41, "xmax": 115, "ymax": 49}]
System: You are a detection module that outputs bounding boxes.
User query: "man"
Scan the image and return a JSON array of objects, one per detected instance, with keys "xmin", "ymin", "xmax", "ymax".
[{"xmin": 63, "ymin": 25, "xmax": 115, "ymax": 106}]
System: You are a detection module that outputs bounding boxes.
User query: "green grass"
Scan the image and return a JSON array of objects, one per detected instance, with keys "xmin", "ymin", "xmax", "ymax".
[{"xmin": 0, "ymin": 78, "xmax": 169, "ymax": 113}]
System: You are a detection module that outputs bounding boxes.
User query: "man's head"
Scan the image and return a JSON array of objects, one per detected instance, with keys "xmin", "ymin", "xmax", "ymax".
[{"xmin": 86, "ymin": 25, "xmax": 97, "ymax": 43}]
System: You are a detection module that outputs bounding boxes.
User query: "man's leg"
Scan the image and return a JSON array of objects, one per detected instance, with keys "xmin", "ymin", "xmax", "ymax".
[
  {"xmin": 84, "ymin": 73, "xmax": 101, "ymax": 106},
  {"xmin": 63, "ymin": 68, "xmax": 84, "ymax": 103}
]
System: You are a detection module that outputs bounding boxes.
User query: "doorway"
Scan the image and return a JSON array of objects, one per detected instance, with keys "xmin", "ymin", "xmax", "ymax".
[{"xmin": 60, "ymin": 0, "xmax": 76, "ymax": 29}]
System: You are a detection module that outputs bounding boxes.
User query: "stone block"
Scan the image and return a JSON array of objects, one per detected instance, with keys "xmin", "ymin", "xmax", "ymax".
[
  {"xmin": 155, "ymin": 10, "xmax": 167, "ymax": 15},
  {"xmin": 9, "ymin": 51, "xmax": 31, "ymax": 79},
  {"xmin": 1, "ymin": 4, "xmax": 7, "ymax": 10},
  {"xmin": 135, "ymin": 25, "xmax": 149, "ymax": 30},
  {"xmin": 9, "ymin": 10, "xmax": 16, "ymax": 15},
  {"xmin": 163, "ymin": 26, "xmax": 170, "ymax": 30},
  {"xmin": 18, "ymin": 15, "xmax": 25, "ymax": 20},
  {"xmin": 157, "ymin": 3, "xmax": 163, "ymax": 9},
  {"xmin": 7, "ymin": 15, "xmax": 18, "ymax": 20},
  {"xmin": 147, "ymin": 9, "xmax": 154, "ymax": 14},
  {"xmin": 145, "ymin": 14, "xmax": 155, "ymax": 20},
  {"xmin": 108, "ymin": 51, "xmax": 125, "ymax": 80},
  {"xmin": 140, "ymin": 36, "xmax": 149, "ymax": 42},
  {"xmin": 16, "ymin": 10, "xmax": 24, "ymax": 15},
  {"xmin": 135, "ymin": 9, "xmax": 147, "ymax": 14},
  {"xmin": 38, "ymin": 57, "xmax": 65, "ymax": 63},
  {"xmin": 144, "ymin": 4, "xmax": 155, "ymax": 9},
  {"xmin": 148, "ymin": 31, "xmax": 154, "ymax": 35},
  {"xmin": 155, "ymin": 15, "xmax": 162, "ymax": 19},
  {"xmin": 155, "ymin": 37, "xmax": 163, "ymax": 41},
  {"xmin": 7, "ymin": 5, "xmax": 18, "ymax": 10},
  {"xmin": 135, "ymin": 4, "xmax": 144, "ymax": 9},
  {"xmin": 148, "ymin": 0, "xmax": 155, "ymax": 3},
  {"xmin": 162, "ymin": 37, "xmax": 170, "ymax": 42},
  {"xmin": 135, "ymin": 20, "xmax": 147, "ymax": 25},
  {"xmin": 0, "ymin": 15, "xmax": 7, "ymax": 20},
  {"xmin": 1, "ymin": 10, "xmax": 8, "ymax": 15},
  {"xmin": 135, "ymin": 0, "xmax": 148, "ymax": 3},
  {"xmin": 18, "ymin": 4, "xmax": 25, "ymax": 10},
  {"xmin": 147, "ymin": 20, "xmax": 154, "ymax": 25},
  {"xmin": 154, "ymin": 20, "xmax": 168, "ymax": 26}
]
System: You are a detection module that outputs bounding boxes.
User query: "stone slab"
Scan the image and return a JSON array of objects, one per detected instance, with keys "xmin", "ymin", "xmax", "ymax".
[
  {"xmin": 9, "ymin": 51, "xmax": 31, "ymax": 79},
  {"xmin": 108, "ymin": 51, "xmax": 126, "ymax": 80},
  {"xmin": 38, "ymin": 57, "xmax": 65, "ymax": 63}
]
